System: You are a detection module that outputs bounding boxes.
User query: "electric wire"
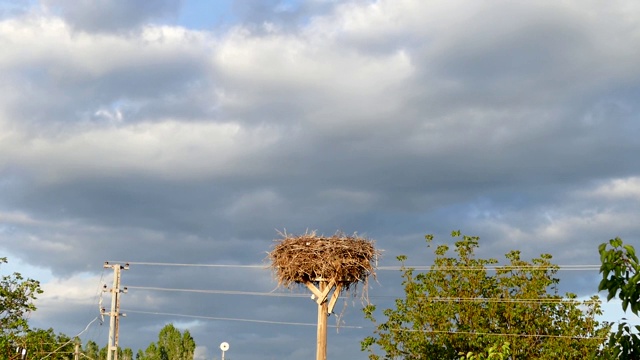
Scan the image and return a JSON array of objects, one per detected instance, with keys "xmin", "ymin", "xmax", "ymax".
[
  {"xmin": 40, "ymin": 316, "xmax": 100, "ymax": 360},
  {"xmin": 125, "ymin": 285, "xmax": 602, "ymax": 304},
  {"xmin": 378, "ymin": 265, "xmax": 601, "ymax": 271},
  {"xmin": 121, "ymin": 309, "xmax": 606, "ymax": 340},
  {"xmin": 102, "ymin": 260, "xmax": 609, "ymax": 347},
  {"xmin": 108, "ymin": 261, "xmax": 265, "ymax": 268},
  {"xmin": 109, "ymin": 261, "xmax": 601, "ymax": 271},
  {"xmin": 122, "ymin": 309, "xmax": 363, "ymax": 328},
  {"xmin": 388, "ymin": 328, "xmax": 607, "ymax": 340},
  {"xmin": 126, "ymin": 285, "xmax": 308, "ymax": 297}
]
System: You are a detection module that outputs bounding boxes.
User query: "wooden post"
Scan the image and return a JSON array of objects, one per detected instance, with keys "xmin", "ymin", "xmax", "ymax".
[
  {"xmin": 316, "ymin": 281, "xmax": 328, "ymax": 360},
  {"xmin": 306, "ymin": 278, "xmax": 340, "ymax": 360}
]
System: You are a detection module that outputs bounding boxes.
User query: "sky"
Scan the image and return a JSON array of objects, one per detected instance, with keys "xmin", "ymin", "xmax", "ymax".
[{"xmin": 1, "ymin": 0, "xmax": 640, "ymax": 359}]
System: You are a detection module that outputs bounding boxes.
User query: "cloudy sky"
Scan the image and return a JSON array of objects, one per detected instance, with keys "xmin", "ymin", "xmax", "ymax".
[{"xmin": 1, "ymin": 0, "xmax": 640, "ymax": 358}]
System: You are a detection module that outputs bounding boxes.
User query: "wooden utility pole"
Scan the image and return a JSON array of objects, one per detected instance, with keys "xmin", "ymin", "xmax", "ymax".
[
  {"xmin": 103, "ymin": 262, "xmax": 128, "ymax": 360},
  {"xmin": 306, "ymin": 278, "xmax": 342, "ymax": 360},
  {"xmin": 316, "ymin": 281, "xmax": 328, "ymax": 360}
]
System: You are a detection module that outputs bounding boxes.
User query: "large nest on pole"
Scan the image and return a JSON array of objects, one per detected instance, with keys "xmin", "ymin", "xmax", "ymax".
[{"xmin": 268, "ymin": 231, "xmax": 380, "ymax": 289}]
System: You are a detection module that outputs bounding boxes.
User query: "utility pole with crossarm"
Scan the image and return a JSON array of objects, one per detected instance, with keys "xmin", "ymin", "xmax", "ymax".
[{"xmin": 102, "ymin": 262, "xmax": 128, "ymax": 360}]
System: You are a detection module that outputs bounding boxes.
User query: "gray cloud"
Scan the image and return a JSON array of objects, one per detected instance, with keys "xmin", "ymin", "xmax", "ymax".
[
  {"xmin": 43, "ymin": 0, "xmax": 183, "ymax": 33},
  {"xmin": 2, "ymin": 0, "xmax": 640, "ymax": 358}
]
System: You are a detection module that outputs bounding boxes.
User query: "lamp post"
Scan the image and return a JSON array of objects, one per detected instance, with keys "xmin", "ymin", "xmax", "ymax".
[{"xmin": 220, "ymin": 342, "xmax": 229, "ymax": 360}]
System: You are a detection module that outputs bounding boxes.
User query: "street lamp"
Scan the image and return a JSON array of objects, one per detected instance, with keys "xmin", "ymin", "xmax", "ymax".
[{"xmin": 220, "ymin": 342, "xmax": 229, "ymax": 360}]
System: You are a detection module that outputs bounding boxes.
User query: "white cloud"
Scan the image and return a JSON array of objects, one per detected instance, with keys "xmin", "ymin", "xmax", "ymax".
[
  {"xmin": 2, "ymin": 1, "xmax": 640, "ymax": 358},
  {"xmin": 193, "ymin": 346, "xmax": 209, "ymax": 360},
  {"xmin": 0, "ymin": 119, "xmax": 283, "ymax": 183},
  {"xmin": 588, "ymin": 177, "xmax": 640, "ymax": 201},
  {"xmin": 0, "ymin": 210, "xmax": 43, "ymax": 226},
  {"xmin": 38, "ymin": 273, "xmax": 102, "ymax": 304},
  {"xmin": 213, "ymin": 25, "xmax": 414, "ymax": 134}
]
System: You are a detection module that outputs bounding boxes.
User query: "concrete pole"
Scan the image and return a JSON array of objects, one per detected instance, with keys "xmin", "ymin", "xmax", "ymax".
[
  {"xmin": 114, "ymin": 266, "xmax": 122, "ymax": 360},
  {"xmin": 106, "ymin": 265, "xmax": 119, "ymax": 360},
  {"xmin": 74, "ymin": 341, "xmax": 80, "ymax": 360},
  {"xmin": 104, "ymin": 263, "xmax": 127, "ymax": 360}
]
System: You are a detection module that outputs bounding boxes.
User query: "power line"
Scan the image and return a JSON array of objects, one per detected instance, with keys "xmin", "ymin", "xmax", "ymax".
[
  {"xmin": 109, "ymin": 261, "xmax": 601, "ymax": 271},
  {"xmin": 402, "ymin": 297, "xmax": 600, "ymax": 304},
  {"xmin": 108, "ymin": 261, "xmax": 265, "ymax": 268},
  {"xmin": 126, "ymin": 285, "xmax": 308, "ymax": 297},
  {"xmin": 378, "ymin": 265, "xmax": 601, "ymax": 271},
  {"xmin": 121, "ymin": 309, "xmax": 607, "ymax": 340},
  {"xmin": 125, "ymin": 285, "xmax": 602, "ymax": 304},
  {"xmin": 388, "ymin": 328, "xmax": 607, "ymax": 340},
  {"xmin": 40, "ymin": 316, "xmax": 100, "ymax": 360},
  {"xmin": 122, "ymin": 309, "xmax": 363, "ymax": 328}
]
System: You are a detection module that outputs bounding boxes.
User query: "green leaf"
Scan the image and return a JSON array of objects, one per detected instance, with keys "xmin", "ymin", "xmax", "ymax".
[
  {"xmin": 623, "ymin": 243, "xmax": 637, "ymax": 260},
  {"xmin": 611, "ymin": 237, "xmax": 623, "ymax": 247},
  {"xmin": 598, "ymin": 279, "xmax": 608, "ymax": 291},
  {"xmin": 599, "ymin": 242, "xmax": 607, "ymax": 255}
]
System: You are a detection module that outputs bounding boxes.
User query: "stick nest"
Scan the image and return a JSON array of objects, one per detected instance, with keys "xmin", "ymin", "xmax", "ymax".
[{"xmin": 268, "ymin": 231, "xmax": 380, "ymax": 288}]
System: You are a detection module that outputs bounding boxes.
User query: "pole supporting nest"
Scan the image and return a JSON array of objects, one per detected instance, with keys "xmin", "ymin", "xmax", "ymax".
[
  {"xmin": 268, "ymin": 231, "xmax": 380, "ymax": 360},
  {"xmin": 306, "ymin": 279, "xmax": 343, "ymax": 314}
]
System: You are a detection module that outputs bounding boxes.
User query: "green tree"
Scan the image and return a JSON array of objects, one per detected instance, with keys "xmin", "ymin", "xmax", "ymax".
[
  {"xmin": 17, "ymin": 327, "xmax": 74, "ymax": 360},
  {"xmin": 1, "ymin": 257, "xmax": 122, "ymax": 360},
  {"xmin": 121, "ymin": 347, "xmax": 135, "ymax": 360},
  {"xmin": 138, "ymin": 324, "xmax": 196, "ymax": 360},
  {"xmin": 1, "ymin": 257, "xmax": 43, "ymax": 358},
  {"xmin": 84, "ymin": 340, "xmax": 101, "ymax": 360},
  {"xmin": 99, "ymin": 345, "xmax": 108, "ymax": 360},
  {"xmin": 136, "ymin": 348, "xmax": 146, "ymax": 360},
  {"xmin": 598, "ymin": 237, "xmax": 640, "ymax": 359},
  {"xmin": 81, "ymin": 341, "xmax": 134, "ymax": 360},
  {"xmin": 460, "ymin": 341, "xmax": 510, "ymax": 360},
  {"xmin": 362, "ymin": 231, "xmax": 610, "ymax": 359},
  {"xmin": 141, "ymin": 342, "xmax": 160, "ymax": 360}
]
